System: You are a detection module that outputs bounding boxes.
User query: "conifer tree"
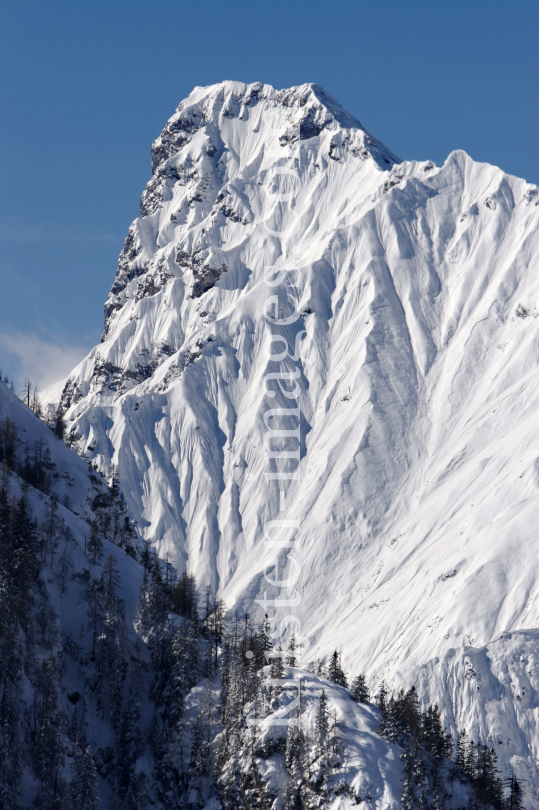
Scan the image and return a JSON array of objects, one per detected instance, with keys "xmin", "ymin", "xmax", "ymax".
[
  {"xmin": 85, "ymin": 576, "xmax": 104, "ymax": 659},
  {"xmin": 33, "ymin": 656, "xmax": 65, "ymax": 809},
  {"xmin": 258, "ymin": 614, "xmax": 273, "ymax": 664},
  {"xmin": 136, "ymin": 565, "xmax": 151, "ymax": 638},
  {"xmin": 11, "ymin": 495, "xmax": 38, "ymax": 620},
  {"xmin": 270, "ymin": 647, "xmax": 285, "ymax": 706},
  {"xmin": 146, "ymin": 553, "xmax": 169, "ymax": 631},
  {"xmin": 315, "ymin": 689, "xmax": 330, "ymax": 756},
  {"xmin": 422, "ymin": 703, "xmax": 451, "ymax": 779},
  {"xmin": 190, "ymin": 714, "xmax": 211, "ymax": 778},
  {"xmin": 87, "ymin": 520, "xmax": 103, "ymax": 565},
  {"xmin": 203, "ymin": 630, "xmax": 216, "ymax": 680},
  {"xmin": 167, "ymin": 621, "xmax": 188, "ymax": 725},
  {"xmin": 283, "ymin": 684, "xmax": 308, "ymax": 810},
  {"xmin": 0, "ymin": 418, "xmax": 18, "ymax": 471},
  {"xmin": 328, "ymin": 709, "xmax": 342, "ymax": 766},
  {"xmin": 376, "ymin": 681, "xmax": 388, "ymax": 715},
  {"xmin": 139, "ymin": 537, "xmax": 151, "ymax": 572},
  {"xmin": 287, "ymin": 634, "xmax": 297, "ymax": 667},
  {"xmin": 473, "ymin": 744, "xmax": 503, "ymax": 809},
  {"xmin": 42, "ymin": 494, "xmax": 62, "ymax": 565},
  {"xmin": 186, "ymin": 617, "xmax": 201, "ymax": 689},
  {"xmin": 218, "ymin": 641, "xmax": 233, "ymax": 723},
  {"xmin": 327, "ymin": 650, "xmax": 348, "ymax": 687},
  {"xmin": 350, "ymin": 674, "xmax": 369, "ymax": 704},
  {"xmin": 126, "ymin": 772, "xmax": 149, "ymax": 810},
  {"xmin": 506, "ymin": 775, "xmax": 523, "ymax": 810},
  {"xmin": 95, "ymin": 556, "xmax": 126, "ymax": 725},
  {"xmin": 150, "ymin": 620, "xmax": 174, "ymax": 709},
  {"xmin": 400, "ymin": 741, "xmax": 426, "ymax": 810},
  {"xmin": 0, "ymin": 677, "xmax": 22, "ymax": 809},
  {"xmin": 242, "ymin": 756, "xmax": 272, "ymax": 810},
  {"xmin": 70, "ymin": 746, "xmax": 100, "ymax": 810},
  {"xmin": 173, "ymin": 571, "xmax": 197, "ymax": 618},
  {"xmin": 455, "ymin": 727, "xmax": 469, "ymax": 775}
]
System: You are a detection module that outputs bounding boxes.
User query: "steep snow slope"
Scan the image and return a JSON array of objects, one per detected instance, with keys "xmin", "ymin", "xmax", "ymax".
[
  {"xmin": 403, "ymin": 630, "xmax": 539, "ymax": 802},
  {"xmin": 0, "ymin": 380, "xmax": 145, "ymax": 806},
  {"xmin": 0, "ymin": 379, "xmax": 108, "ymax": 518},
  {"xmin": 57, "ymin": 81, "xmax": 539, "ymax": 774},
  {"xmin": 1, "ymin": 380, "xmax": 435, "ymax": 810}
]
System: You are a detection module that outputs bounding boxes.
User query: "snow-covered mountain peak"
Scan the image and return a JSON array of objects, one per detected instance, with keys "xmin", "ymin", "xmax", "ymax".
[
  {"xmin": 149, "ymin": 80, "xmax": 368, "ymax": 177},
  {"xmin": 97, "ymin": 80, "xmax": 399, "ymax": 343},
  {"xmin": 57, "ymin": 80, "xmax": 539, "ymax": 761}
]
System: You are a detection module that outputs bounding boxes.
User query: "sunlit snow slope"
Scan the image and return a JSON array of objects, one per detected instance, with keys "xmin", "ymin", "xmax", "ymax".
[{"xmin": 59, "ymin": 81, "xmax": 539, "ymax": 780}]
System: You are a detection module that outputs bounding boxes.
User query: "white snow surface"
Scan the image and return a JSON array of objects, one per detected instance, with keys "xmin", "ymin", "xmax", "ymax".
[
  {"xmin": 254, "ymin": 667, "xmax": 405, "ymax": 809},
  {"xmin": 56, "ymin": 81, "xmax": 539, "ymax": 785}
]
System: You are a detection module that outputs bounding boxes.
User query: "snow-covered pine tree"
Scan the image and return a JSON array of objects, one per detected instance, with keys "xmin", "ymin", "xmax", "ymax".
[
  {"xmin": 327, "ymin": 650, "xmax": 347, "ymax": 687},
  {"xmin": 11, "ymin": 496, "xmax": 39, "ymax": 618},
  {"xmin": 167, "ymin": 621, "xmax": 188, "ymax": 726},
  {"xmin": 421, "ymin": 703, "xmax": 451, "ymax": 786},
  {"xmin": 185, "ymin": 617, "xmax": 201, "ymax": 689},
  {"xmin": 70, "ymin": 746, "xmax": 100, "ymax": 810},
  {"xmin": 376, "ymin": 680, "xmax": 388, "ymax": 714},
  {"xmin": 349, "ymin": 674, "xmax": 369, "ymax": 704},
  {"xmin": 283, "ymin": 698, "xmax": 307, "ymax": 810},
  {"xmin": 286, "ymin": 634, "xmax": 297, "ymax": 667},
  {"xmin": 126, "ymin": 772, "xmax": 149, "ymax": 810},
  {"xmin": 315, "ymin": 689, "xmax": 330, "ymax": 758},
  {"xmin": 42, "ymin": 494, "xmax": 63, "ymax": 566},
  {"xmin": 473, "ymin": 744, "xmax": 504, "ymax": 809},
  {"xmin": 400, "ymin": 741, "xmax": 426, "ymax": 810},
  {"xmin": 203, "ymin": 629, "xmax": 216, "ymax": 680},
  {"xmin": 136, "ymin": 564, "xmax": 151, "ymax": 638},
  {"xmin": 146, "ymin": 553, "xmax": 169, "ymax": 631},
  {"xmin": 32, "ymin": 655, "xmax": 66, "ymax": 810},
  {"xmin": 219, "ymin": 641, "xmax": 231, "ymax": 721},
  {"xmin": 97, "ymin": 555, "xmax": 126, "ymax": 727},
  {"xmin": 258, "ymin": 614, "xmax": 273, "ymax": 665},
  {"xmin": 270, "ymin": 646, "xmax": 285, "ymax": 706},
  {"xmin": 328, "ymin": 709, "xmax": 343, "ymax": 767},
  {"xmin": 190, "ymin": 714, "xmax": 211, "ymax": 778},
  {"xmin": 217, "ymin": 727, "xmax": 245, "ymax": 810}
]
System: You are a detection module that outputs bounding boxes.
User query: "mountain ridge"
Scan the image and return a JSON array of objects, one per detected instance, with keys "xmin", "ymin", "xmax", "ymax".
[{"xmin": 52, "ymin": 81, "xmax": 539, "ymax": 786}]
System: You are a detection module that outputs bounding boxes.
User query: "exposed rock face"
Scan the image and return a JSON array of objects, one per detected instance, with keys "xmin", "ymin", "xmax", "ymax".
[
  {"xmin": 100, "ymin": 81, "xmax": 397, "ymax": 340},
  {"xmin": 56, "ymin": 81, "xmax": 539, "ymax": 785},
  {"xmin": 174, "ymin": 249, "xmax": 228, "ymax": 298}
]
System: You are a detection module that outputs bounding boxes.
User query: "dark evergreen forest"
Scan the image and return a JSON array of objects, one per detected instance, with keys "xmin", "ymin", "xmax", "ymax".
[{"xmin": 0, "ymin": 372, "xmax": 525, "ymax": 809}]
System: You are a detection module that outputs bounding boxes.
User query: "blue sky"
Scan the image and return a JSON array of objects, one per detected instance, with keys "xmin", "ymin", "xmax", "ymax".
[{"xmin": 1, "ymin": 0, "xmax": 537, "ymax": 390}]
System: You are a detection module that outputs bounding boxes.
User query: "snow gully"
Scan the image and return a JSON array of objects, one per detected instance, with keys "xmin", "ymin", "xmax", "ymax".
[{"xmin": 253, "ymin": 106, "xmax": 307, "ymax": 725}]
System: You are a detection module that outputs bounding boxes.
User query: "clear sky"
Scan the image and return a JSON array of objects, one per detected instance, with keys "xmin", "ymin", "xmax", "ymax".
[{"xmin": 0, "ymin": 0, "xmax": 537, "ymax": 391}]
